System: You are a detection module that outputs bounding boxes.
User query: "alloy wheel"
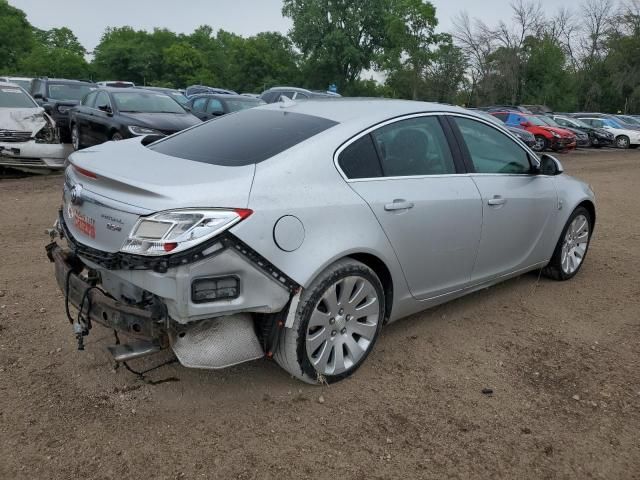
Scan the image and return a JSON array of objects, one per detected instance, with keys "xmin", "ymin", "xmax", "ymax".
[
  {"xmin": 305, "ymin": 276, "xmax": 380, "ymax": 376},
  {"xmin": 561, "ymin": 214, "xmax": 590, "ymax": 275},
  {"xmin": 616, "ymin": 136, "xmax": 629, "ymax": 149}
]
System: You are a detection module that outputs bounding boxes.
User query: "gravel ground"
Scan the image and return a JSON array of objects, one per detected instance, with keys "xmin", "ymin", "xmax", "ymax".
[{"xmin": 0, "ymin": 149, "xmax": 639, "ymax": 480}]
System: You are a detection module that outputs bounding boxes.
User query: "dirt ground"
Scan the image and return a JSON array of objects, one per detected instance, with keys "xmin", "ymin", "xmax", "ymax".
[{"xmin": 0, "ymin": 149, "xmax": 639, "ymax": 480}]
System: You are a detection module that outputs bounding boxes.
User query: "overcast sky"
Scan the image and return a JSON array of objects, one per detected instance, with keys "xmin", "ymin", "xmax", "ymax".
[{"xmin": 10, "ymin": 0, "xmax": 564, "ymax": 52}]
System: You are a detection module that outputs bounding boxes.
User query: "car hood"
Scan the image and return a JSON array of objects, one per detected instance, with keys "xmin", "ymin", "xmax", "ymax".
[
  {"xmin": 68, "ymin": 137, "xmax": 256, "ymax": 212},
  {"xmin": 508, "ymin": 126, "xmax": 534, "ymax": 139},
  {"xmin": 541, "ymin": 126, "xmax": 574, "ymax": 137},
  {"xmin": 0, "ymin": 107, "xmax": 49, "ymax": 135},
  {"xmin": 117, "ymin": 112, "xmax": 201, "ymax": 132}
]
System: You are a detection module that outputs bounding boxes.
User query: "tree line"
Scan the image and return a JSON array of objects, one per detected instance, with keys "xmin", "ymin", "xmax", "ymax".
[{"xmin": 1, "ymin": 0, "xmax": 639, "ymax": 112}]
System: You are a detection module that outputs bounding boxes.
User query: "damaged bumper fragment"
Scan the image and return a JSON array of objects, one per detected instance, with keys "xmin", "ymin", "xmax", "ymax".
[{"xmin": 47, "ymin": 213, "xmax": 298, "ymax": 370}]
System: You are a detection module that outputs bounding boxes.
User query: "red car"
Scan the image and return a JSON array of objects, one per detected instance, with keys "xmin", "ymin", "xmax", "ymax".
[{"xmin": 491, "ymin": 111, "xmax": 577, "ymax": 152}]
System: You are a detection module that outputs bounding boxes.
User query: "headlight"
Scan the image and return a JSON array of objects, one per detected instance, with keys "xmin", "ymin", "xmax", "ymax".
[
  {"xmin": 128, "ymin": 125, "xmax": 163, "ymax": 136},
  {"xmin": 551, "ymin": 131, "xmax": 560, "ymax": 138},
  {"xmin": 57, "ymin": 105, "xmax": 72, "ymax": 114},
  {"xmin": 121, "ymin": 208, "xmax": 252, "ymax": 256}
]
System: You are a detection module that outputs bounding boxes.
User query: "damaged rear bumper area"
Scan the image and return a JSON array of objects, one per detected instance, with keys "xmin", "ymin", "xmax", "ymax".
[{"xmin": 46, "ymin": 219, "xmax": 296, "ymax": 370}]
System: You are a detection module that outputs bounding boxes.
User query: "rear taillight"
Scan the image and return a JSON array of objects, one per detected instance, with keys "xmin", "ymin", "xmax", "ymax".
[{"xmin": 73, "ymin": 164, "xmax": 97, "ymax": 179}]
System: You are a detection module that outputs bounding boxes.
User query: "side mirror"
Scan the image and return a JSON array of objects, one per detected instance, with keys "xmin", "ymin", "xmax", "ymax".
[
  {"xmin": 97, "ymin": 104, "xmax": 112, "ymax": 114},
  {"xmin": 537, "ymin": 154, "xmax": 564, "ymax": 176},
  {"xmin": 183, "ymin": 105, "xmax": 192, "ymax": 112},
  {"xmin": 211, "ymin": 110, "xmax": 225, "ymax": 116}
]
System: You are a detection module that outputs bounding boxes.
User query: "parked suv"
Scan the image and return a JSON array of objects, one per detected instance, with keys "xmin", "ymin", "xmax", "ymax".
[
  {"xmin": 260, "ymin": 86, "xmax": 341, "ymax": 103},
  {"xmin": 31, "ymin": 78, "xmax": 95, "ymax": 142},
  {"xmin": 69, "ymin": 87, "xmax": 201, "ymax": 150},
  {"xmin": 491, "ymin": 111, "xmax": 576, "ymax": 152}
]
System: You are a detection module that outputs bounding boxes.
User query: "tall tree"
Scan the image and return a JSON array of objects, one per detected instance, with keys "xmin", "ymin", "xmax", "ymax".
[
  {"xmin": 0, "ymin": 0, "xmax": 35, "ymax": 72},
  {"xmin": 282, "ymin": 0, "xmax": 389, "ymax": 93},
  {"xmin": 382, "ymin": 0, "xmax": 442, "ymax": 99}
]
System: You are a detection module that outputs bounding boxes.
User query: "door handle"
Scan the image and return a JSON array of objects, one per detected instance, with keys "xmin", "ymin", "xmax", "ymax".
[
  {"xmin": 384, "ymin": 199, "xmax": 415, "ymax": 211},
  {"xmin": 488, "ymin": 195, "xmax": 507, "ymax": 206}
]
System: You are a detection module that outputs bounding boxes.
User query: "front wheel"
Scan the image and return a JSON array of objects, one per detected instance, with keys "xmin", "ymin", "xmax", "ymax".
[
  {"xmin": 533, "ymin": 135, "xmax": 548, "ymax": 152},
  {"xmin": 615, "ymin": 135, "xmax": 630, "ymax": 149},
  {"xmin": 274, "ymin": 259, "xmax": 385, "ymax": 384},
  {"xmin": 542, "ymin": 206, "xmax": 592, "ymax": 281}
]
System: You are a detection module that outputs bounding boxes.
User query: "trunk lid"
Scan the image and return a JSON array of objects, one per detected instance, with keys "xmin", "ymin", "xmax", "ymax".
[{"xmin": 63, "ymin": 137, "xmax": 255, "ymax": 252}]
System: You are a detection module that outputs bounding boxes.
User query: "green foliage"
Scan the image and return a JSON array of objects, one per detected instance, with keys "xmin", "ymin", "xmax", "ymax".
[
  {"xmin": 282, "ymin": 0, "xmax": 389, "ymax": 92},
  {"xmin": 0, "ymin": 0, "xmax": 35, "ymax": 73}
]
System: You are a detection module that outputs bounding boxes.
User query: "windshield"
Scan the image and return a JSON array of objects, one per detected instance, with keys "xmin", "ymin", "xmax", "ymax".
[
  {"xmin": 225, "ymin": 98, "xmax": 266, "ymax": 112},
  {"xmin": 9, "ymin": 79, "xmax": 31, "ymax": 91},
  {"xmin": 618, "ymin": 115, "xmax": 640, "ymax": 126},
  {"xmin": 561, "ymin": 117, "xmax": 589, "ymax": 128},
  {"xmin": 0, "ymin": 86, "xmax": 37, "ymax": 108},
  {"xmin": 538, "ymin": 116, "xmax": 561, "ymax": 127},
  {"xmin": 113, "ymin": 92, "xmax": 186, "ymax": 113},
  {"xmin": 524, "ymin": 115, "xmax": 547, "ymax": 126},
  {"xmin": 149, "ymin": 109, "xmax": 338, "ymax": 166},
  {"xmin": 48, "ymin": 83, "xmax": 94, "ymax": 101}
]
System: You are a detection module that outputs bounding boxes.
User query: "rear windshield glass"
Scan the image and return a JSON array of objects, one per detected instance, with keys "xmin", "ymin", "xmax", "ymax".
[
  {"xmin": 148, "ymin": 109, "xmax": 338, "ymax": 166},
  {"xmin": 48, "ymin": 83, "xmax": 94, "ymax": 101},
  {"xmin": 0, "ymin": 87, "xmax": 37, "ymax": 108}
]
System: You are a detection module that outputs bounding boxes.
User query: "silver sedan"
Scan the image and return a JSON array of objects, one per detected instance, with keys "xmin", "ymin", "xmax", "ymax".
[{"xmin": 48, "ymin": 99, "xmax": 595, "ymax": 384}]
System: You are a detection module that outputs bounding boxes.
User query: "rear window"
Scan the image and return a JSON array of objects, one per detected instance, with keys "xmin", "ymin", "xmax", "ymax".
[{"xmin": 149, "ymin": 109, "xmax": 338, "ymax": 166}]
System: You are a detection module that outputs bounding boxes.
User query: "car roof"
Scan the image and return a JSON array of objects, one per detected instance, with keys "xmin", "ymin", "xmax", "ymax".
[
  {"xmin": 0, "ymin": 81, "xmax": 24, "ymax": 89},
  {"xmin": 100, "ymin": 87, "xmax": 169, "ymax": 94},
  {"xmin": 37, "ymin": 78, "xmax": 93, "ymax": 84},
  {"xmin": 257, "ymin": 98, "xmax": 475, "ymax": 125}
]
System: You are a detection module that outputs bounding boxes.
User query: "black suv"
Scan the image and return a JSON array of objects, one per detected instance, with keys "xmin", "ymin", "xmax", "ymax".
[{"xmin": 31, "ymin": 78, "xmax": 96, "ymax": 141}]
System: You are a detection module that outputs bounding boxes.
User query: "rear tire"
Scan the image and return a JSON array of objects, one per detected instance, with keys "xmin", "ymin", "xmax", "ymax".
[
  {"xmin": 274, "ymin": 259, "xmax": 385, "ymax": 384},
  {"xmin": 542, "ymin": 206, "xmax": 592, "ymax": 281}
]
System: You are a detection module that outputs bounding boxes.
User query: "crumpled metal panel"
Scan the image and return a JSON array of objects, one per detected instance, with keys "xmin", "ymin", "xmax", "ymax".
[{"xmin": 170, "ymin": 313, "xmax": 264, "ymax": 369}]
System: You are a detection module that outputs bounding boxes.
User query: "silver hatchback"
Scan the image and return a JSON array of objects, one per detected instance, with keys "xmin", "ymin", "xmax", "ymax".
[{"xmin": 47, "ymin": 99, "xmax": 595, "ymax": 384}]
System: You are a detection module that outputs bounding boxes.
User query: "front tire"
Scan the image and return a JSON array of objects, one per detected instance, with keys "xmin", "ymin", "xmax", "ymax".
[
  {"xmin": 542, "ymin": 206, "xmax": 592, "ymax": 281},
  {"xmin": 274, "ymin": 259, "xmax": 385, "ymax": 384},
  {"xmin": 615, "ymin": 135, "xmax": 630, "ymax": 149},
  {"xmin": 533, "ymin": 135, "xmax": 548, "ymax": 152}
]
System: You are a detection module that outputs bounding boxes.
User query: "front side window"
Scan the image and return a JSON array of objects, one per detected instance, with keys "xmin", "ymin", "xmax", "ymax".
[
  {"xmin": 371, "ymin": 116, "xmax": 456, "ymax": 177},
  {"xmin": 454, "ymin": 117, "xmax": 531, "ymax": 174},
  {"xmin": 192, "ymin": 98, "xmax": 207, "ymax": 112},
  {"xmin": 95, "ymin": 92, "xmax": 111, "ymax": 109},
  {"xmin": 206, "ymin": 99, "xmax": 224, "ymax": 114},
  {"xmin": 82, "ymin": 91, "xmax": 97, "ymax": 108}
]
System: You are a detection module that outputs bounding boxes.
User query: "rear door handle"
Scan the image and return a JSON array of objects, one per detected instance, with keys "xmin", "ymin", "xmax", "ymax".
[
  {"xmin": 384, "ymin": 199, "xmax": 415, "ymax": 211},
  {"xmin": 487, "ymin": 195, "xmax": 507, "ymax": 206}
]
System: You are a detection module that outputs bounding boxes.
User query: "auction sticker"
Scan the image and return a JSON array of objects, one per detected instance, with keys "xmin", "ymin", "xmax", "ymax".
[{"xmin": 69, "ymin": 207, "xmax": 96, "ymax": 239}]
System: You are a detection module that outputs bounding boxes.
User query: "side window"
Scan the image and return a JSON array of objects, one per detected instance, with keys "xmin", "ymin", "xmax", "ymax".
[
  {"xmin": 493, "ymin": 112, "xmax": 508, "ymax": 122},
  {"xmin": 454, "ymin": 117, "xmax": 531, "ymax": 174},
  {"xmin": 555, "ymin": 117, "xmax": 568, "ymax": 127},
  {"xmin": 95, "ymin": 92, "xmax": 111, "ymax": 110},
  {"xmin": 294, "ymin": 92, "xmax": 309, "ymax": 99},
  {"xmin": 192, "ymin": 98, "xmax": 207, "ymax": 112},
  {"xmin": 206, "ymin": 99, "xmax": 224, "ymax": 114},
  {"xmin": 591, "ymin": 119, "xmax": 603, "ymax": 128},
  {"xmin": 278, "ymin": 91, "xmax": 295, "ymax": 100},
  {"xmin": 338, "ymin": 134, "xmax": 382, "ymax": 179},
  {"xmin": 83, "ymin": 91, "xmax": 97, "ymax": 108},
  {"xmin": 371, "ymin": 116, "xmax": 456, "ymax": 177}
]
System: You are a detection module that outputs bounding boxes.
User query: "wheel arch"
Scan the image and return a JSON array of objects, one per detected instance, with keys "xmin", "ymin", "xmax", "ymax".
[
  {"xmin": 347, "ymin": 252, "xmax": 394, "ymax": 323},
  {"xmin": 577, "ymin": 199, "xmax": 596, "ymax": 232}
]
